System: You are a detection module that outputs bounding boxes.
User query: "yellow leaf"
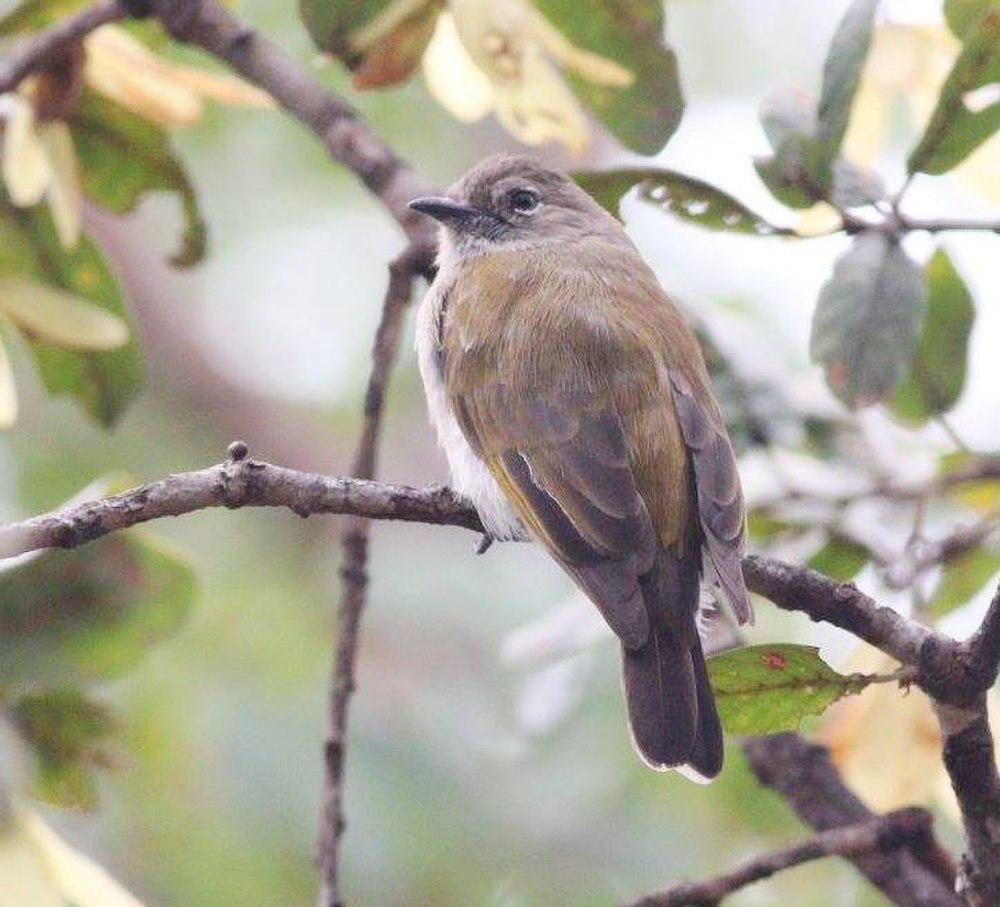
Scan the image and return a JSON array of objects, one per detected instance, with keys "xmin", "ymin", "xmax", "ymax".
[
  {"xmin": 24, "ymin": 811, "xmax": 145, "ymax": 907},
  {"xmin": 162, "ymin": 66, "xmax": 272, "ymax": 109},
  {"xmin": 84, "ymin": 26, "xmax": 203, "ymax": 127},
  {"xmin": 430, "ymin": 0, "xmax": 591, "ymax": 153},
  {"xmin": 0, "ymin": 92, "xmax": 51, "ymax": 207},
  {"xmin": 0, "ymin": 333, "xmax": 18, "ymax": 428},
  {"xmin": 422, "ymin": 12, "xmax": 495, "ymax": 122},
  {"xmin": 0, "ymin": 817, "xmax": 63, "ymax": 907},
  {"xmin": 0, "ymin": 278, "xmax": 129, "ymax": 351},
  {"xmin": 795, "ymin": 201, "xmax": 842, "ymax": 236},
  {"xmin": 36, "ymin": 121, "xmax": 81, "ymax": 250}
]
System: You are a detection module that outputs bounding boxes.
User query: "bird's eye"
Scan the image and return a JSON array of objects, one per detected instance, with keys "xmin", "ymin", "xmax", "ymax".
[{"xmin": 508, "ymin": 188, "xmax": 540, "ymax": 214}]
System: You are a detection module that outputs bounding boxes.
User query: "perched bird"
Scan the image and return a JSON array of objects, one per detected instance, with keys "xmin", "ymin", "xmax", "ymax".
[{"xmin": 409, "ymin": 155, "xmax": 752, "ymax": 781}]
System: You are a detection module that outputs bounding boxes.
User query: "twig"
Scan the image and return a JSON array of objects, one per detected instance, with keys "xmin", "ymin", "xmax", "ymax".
[
  {"xmin": 742, "ymin": 734, "xmax": 959, "ymax": 907},
  {"xmin": 317, "ymin": 250, "xmax": 420, "ymax": 907},
  {"xmin": 626, "ymin": 808, "xmax": 949, "ymax": 907},
  {"xmin": 0, "ymin": 1, "xmax": 126, "ymax": 94}
]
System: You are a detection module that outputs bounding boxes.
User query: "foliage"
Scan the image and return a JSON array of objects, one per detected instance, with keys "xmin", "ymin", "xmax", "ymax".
[{"xmin": 708, "ymin": 644, "xmax": 880, "ymax": 735}]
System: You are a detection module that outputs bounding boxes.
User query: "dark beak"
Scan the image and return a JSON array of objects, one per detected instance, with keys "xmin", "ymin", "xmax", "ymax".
[{"xmin": 408, "ymin": 196, "xmax": 480, "ymax": 225}]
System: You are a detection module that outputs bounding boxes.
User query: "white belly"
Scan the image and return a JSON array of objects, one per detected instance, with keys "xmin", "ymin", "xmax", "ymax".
[{"xmin": 415, "ymin": 277, "xmax": 525, "ymax": 541}]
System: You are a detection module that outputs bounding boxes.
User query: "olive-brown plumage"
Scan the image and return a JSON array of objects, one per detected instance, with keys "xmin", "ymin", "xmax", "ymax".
[{"xmin": 411, "ymin": 155, "xmax": 752, "ymax": 780}]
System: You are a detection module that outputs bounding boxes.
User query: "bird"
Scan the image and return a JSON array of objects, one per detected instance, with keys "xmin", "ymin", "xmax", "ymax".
[{"xmin": 409, "ymin": 154, "xmax": 752, "ymax": 781}]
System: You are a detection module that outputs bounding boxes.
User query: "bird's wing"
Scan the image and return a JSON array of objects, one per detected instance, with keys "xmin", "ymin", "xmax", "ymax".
[
  {"xmin": 667, "ymin": 369, "xmax": 753, "ymax": 624},
  {"xmin": 453, "ymin": 386, "xmax": 658, "ymax": 650}
]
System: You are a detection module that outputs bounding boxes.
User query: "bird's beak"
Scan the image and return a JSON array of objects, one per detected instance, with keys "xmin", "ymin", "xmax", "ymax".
[{"xmin": 408, "ymin": 196, "xmax": 480, "ymax": 225}]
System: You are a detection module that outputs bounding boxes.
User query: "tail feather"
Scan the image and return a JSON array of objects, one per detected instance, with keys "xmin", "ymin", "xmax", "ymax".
[{"xmin": 621, "ymin": 549, "xmax": 724, "ymax": 779}]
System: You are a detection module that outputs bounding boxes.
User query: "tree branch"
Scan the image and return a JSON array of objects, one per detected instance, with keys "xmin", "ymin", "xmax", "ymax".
[
  {"xmin": 627, "ymin": 808, "xmax": 950, "ymax": 907},
  {"xmin": 317, "ymin": 250, "xmax": 419, "ymax": 907},
  {"xmin": 1, "ymin": 0, "xmax": 439, "ymax": 271},
  {"xmin": 742, "ymin": 734, "xmax": 960, "ymax": 907}
]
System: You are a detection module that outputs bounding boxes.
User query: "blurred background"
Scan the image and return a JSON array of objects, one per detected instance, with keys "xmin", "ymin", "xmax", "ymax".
[{"xmin": 1, "ymin": 0, "xmax": 998, "ymax": 904}]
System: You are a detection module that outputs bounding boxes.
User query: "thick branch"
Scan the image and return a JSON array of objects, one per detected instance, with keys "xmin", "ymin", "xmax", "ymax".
[
  {"xmin": 743, "ymin": 734, "xmax": 959, "ymax": 907},
  {"xmin": 0, "ymin": 454, "xmax": 481, "ymax": 559},
  {"xmin": 627, "ymin": 808, "xmax": 948, "ymax": 907}
]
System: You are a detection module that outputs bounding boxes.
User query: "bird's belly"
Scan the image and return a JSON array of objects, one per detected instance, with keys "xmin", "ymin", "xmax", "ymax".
[{"xmin": 415, "ymin": 287, "xmax": 524, "ymax": 541}]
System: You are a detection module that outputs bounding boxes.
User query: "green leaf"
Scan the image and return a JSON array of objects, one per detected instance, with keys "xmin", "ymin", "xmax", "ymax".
[
  {"xmin": 945, "ymin": 0, "xmax": 998, "ymax": 37},
  {"xmin": 810, "ymin": 233, "xmax": 927, "ymax": 408},
  {"xmin": 808, "ymin": 534, "xmax": 869, "ymax": 581},
  {"xmin": 908, "ymin": 4, "xmax": 1000, "ymax": 174},
  {"xmin": 534, "ymin": 0, "xmax": 683, "ymax": 154},
  {"xmin": 938, "ymin": 451, "xmax": 1000, "ymax": 513},
  {"xmin": 930, "ymin": 546, "xmax": 1000, "ymax": 616},
  {"xmin": 574, "ymin": 168, "xmax": 794, "ymax": 235},
  {"xmin": 708, "ymin": 644, "xmax": 876, "ymax": 735},
  {"xmin": 72, "ymin": 92, "xmax": 206, "ymax": 268},
  {"xmin": 890, "ymin": 248, "xmax": 975, "ymax": 424},
  {"xmin": 12, "ymin": 688, "xmax": 116, "ymax": 810},
  {"xmin": 0, "ymin": 529, "xmax": 196, "ymax": 691},
  {"xmin": 814, "ymin": 0, "xmax": 879, "ymax": 177},
  {"xmin": 0, "ymin": 200, "xmax": 143, "ymax": 426},
  {"xmin": 0, "ymin": 0, "xmax": 89, "ymax": 35},
  {"xmin": 299, "ymin": 0, "xmax": 400, "ymax": 60}
]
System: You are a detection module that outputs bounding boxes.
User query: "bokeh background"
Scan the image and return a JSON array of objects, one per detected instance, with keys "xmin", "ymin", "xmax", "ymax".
[{"xmin": 2, "ymin": 0, "xmax": 998, "ymax": 904}]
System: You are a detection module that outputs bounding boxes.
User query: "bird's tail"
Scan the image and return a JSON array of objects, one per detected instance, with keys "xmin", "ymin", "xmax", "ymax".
[{"xmin": 621, "ymin": 550, "xmax": 723, "ymax": 781}]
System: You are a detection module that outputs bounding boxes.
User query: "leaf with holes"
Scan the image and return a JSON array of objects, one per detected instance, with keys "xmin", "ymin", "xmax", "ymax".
[
  {"xmin": 0, "ymin": 529, "xmax": 195, "ymax": 691},
  {"xmin": 810, "ymin": 233, "xmax": 926, "ymax": 409},
  {"xmin": 574, "ymin": 168, "xmax": 794, "ymax": 235},
  {"xmin": 534, "ymin": 0, "xmax": 682, "ymax": 154},
  {"xmin": 708, "ymin": 644, "xmax": 877, "ymax": 735},
  {"xmin": 890, "ymin": 248, "xmax": 975, "ymax": 424},
  {"xmin": 72, "ymin": 92, "xmax": 206, "ymax": 267},
  {"xmin": 12, "ymin": 688, "xmax": 117, "ymax": 810},
  {"xmin": 908, "ymin": 4, "xmax": 1000, "ymax": 174},
  {"xmin": 929, "ymin": 547, "xmax": 1000, "ymax": 616}
]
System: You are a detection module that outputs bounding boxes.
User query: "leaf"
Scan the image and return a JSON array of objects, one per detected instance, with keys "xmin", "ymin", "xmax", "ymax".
[
  {"xmin": 0, "ymin": 530, "xmax": 196, "ymax": 691},
  {"xmin": 22, "ymin": 810, "xmax": 147, "ymax": 907},
  {"xmin": 350, "ymin": 1, "xmax": 442, "ymax": 89},
  {"xmin": 0, "ymin": 278, "xmax": 128, "ymax": 350},
  {"xmin": 72, "ymin": 92, "xmax": 206, "ymax": 267},
  {"xmin": 810, "ymin": 233, "xmax": 927, "ymax": 408},
  {"xmin": 12, "ymin": 689, "xmax": 116, "ymax": 810},
  {"xmin": 829, "ymin": 158, "xmax": 887, "ymax": 209},
  {"xmin": 939, "ymin": 451, "xmax": 1000, "ymax": 513},
  {"xmin": 890, "ymin": 248, "xmax": 975, "ymax": 424},
  {"xmin": 299, "ymin": 0, "xmax": 403, "ymax": 62},
  {"xmin": 0, "ymin": 335, "xmax": 17, "ymax": 428},
  {"xmin": 533, "ymin": 0, "xmax": 682, "ymax": 154},
  {"xmin": 908, "ymin": 4, "xmax": 1000, "ymax": 174},
  {"xmin": 708, "ymin": 644, "xmax": 876, "ymax": 735},
  {"xmin": 574, "ymin": 168, "xmax": 794, "ymax": 235},
  {"xmin": 929, "ymin": 546, "xmax": 1000, "ymax": 616},
  {"xmin": 0, "ymin": 0, "xmax": 89, "ymax": 35},
  {"xmin": 814, "ymin": 0, "xmax": 879, "ymax": 176},
  {"xmin": 945, "ymin": 0, "xmax": 997, "ymax": 37},
  {"xmin": 0, "ymin": 199, "xmax": 143, "ymax": 426},
  {"xmin": 808, "ymin": 534, "xmax": 869, "ymax": 581}
]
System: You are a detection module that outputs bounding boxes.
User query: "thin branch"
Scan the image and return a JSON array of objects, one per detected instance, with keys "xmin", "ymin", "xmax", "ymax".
[
  {"xmin": 742, "ymin": 734, "xmax": 960, "ymax": 907},
  {"xmin": 317, "ymin": 250, "xmax": 419, "ymax": 907},
  {"xmin": 627, "ymin": 808, "xmax": 949, "ymax": 907},
  {"xmin": 0, "ymin": 1, "xmax": 125, "ymax": 94}
]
